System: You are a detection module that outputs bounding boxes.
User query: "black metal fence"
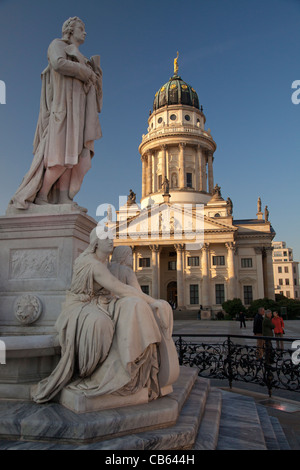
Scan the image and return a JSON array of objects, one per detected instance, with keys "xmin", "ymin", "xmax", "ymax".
[{"xmin": 173, "ymin": 334, "xmax": 300, "ymax": 397}]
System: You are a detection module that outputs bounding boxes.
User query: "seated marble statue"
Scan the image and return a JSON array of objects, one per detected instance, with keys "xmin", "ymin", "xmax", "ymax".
[
  {"xmin": 109, "ymin": 246, "xmax": 179, "ymax": 393},
  {"xmin": 109, "ymin": 246, "xmax": 141, "ymax": 290},
  {"xmin": 31, "ymin": 229, "xmax": 176, "ymax": 404}
]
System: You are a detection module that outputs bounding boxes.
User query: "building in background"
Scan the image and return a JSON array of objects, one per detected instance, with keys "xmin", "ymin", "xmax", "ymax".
[
  {"xmin": 272, "ymin": 241, "xmax": 300, "ymax": 299},
  {"xmin": 112, "ymin": 60, "xmax": 276, "ymax": 315}
]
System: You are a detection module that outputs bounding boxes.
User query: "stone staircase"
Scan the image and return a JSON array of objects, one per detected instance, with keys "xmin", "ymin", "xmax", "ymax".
[{"xmin": 0, "ymin": 367, "xmax": 291, "ymax": 450}]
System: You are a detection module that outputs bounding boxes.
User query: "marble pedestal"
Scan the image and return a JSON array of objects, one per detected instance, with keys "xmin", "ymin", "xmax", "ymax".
[
  {"xmin": 200, "ymin": 310, "xmax": 212, "ymax": 320},
  {"xmin": 0, "ymin": 367, "xmax": 203, "ymax": 448},
  {"xmin": 0, "ymin": 206, "xmax": 96, "ymax": 399},
  {"xmin": 0, "ymin": 206, "xmax": 96, "ymax": 335}
]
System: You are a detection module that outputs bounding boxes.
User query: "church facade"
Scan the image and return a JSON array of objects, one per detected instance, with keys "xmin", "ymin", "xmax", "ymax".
[{"xmin": 112, "ymin": 63, "xmax": 275, "ymax": 314}]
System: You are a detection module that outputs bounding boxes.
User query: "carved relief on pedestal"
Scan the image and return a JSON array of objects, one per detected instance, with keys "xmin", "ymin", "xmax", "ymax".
[
  {"xmin": 9, "ymin": 248, "xmax": 58, "ymax": 280},
  {"xmin": 14, "ymin": 294, "xmax": 43, "ymax": 325}
]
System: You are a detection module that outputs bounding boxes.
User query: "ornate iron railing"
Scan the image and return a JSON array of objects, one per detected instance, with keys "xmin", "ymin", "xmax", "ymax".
[{"xmin": 173, "ymin": 334, "xmax": 300, "ymax": 397}]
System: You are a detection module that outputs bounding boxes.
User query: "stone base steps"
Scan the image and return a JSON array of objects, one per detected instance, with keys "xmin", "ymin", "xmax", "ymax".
[{"xmin": 0, "ymin": 367, "xmax": 291, "ymax": 450}]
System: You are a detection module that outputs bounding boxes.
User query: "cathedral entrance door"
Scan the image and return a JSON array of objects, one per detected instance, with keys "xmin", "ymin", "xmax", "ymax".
[{"xmin": 167, "ymin": 281, "xmax": 177, "ymax": 308}]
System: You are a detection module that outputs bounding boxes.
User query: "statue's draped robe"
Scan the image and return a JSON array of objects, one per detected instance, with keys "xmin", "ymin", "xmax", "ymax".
[
  {"xmin": 10, "ymin": 39, "xmax": 102, "ymax": 208},
  {"xmin": 31, "ymin": 254, "xmax": 161, "ymax": 403}
]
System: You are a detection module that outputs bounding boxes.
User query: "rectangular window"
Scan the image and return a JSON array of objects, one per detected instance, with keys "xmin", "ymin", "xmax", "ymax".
[
  {"xmin": 278, "ymin": 266, "xmax": 282, "ymax": 273},
  {"xmin": 244, "ymin": 285, "xmax": 253, "ymax": 305},
  {"xmin": 187, "ymin": 256, "xmax": 199, "ymax": 267},
  {"xmin": 241, "ymin": 258, "xmax": 252, "ymax": 268},
  {"xmin": 295, "ymin": 278, "xmax": 298, "ymax": 286},
  {"xmin": 158, "ymin": 174, "xmax": 162, "ymax": 190},
  {"xmin": 285, "ymin": 279, "xmax": 290, "ymax": 286},
  {"xmin": 141, "ymin": 285, "xmax": 149, "ymax": 295},
  {"xmin": 190, "ymin": 284, "xmax": 199, "ymax": 305},
  {"xmin": 186, "ymin": 172, "xmax": 193, "ymax": 188},
  {"xmin": 286, "ymin": 291, "xmax": 290, "ymax": 298},
  {"xmin": 168, "ymin": 261, "xmax": 177, "ymax": 270},
  {"xmin": 279, "ymin": 278, "xmax": 283, "ymax": 286},
  {"xmin": 215, "ymin": 284, "xmax": 225, "ymax": 304},
  {"xmin": 284, "ymin": 266, "xmax": 289, "ymax": 273},
  {"xmin": 139, "ymin": 257, "xmax": 150, "ymax": 268},
  {"xmin": 213, "ymin": 256, "xmax": 225, "ymax": 266}
]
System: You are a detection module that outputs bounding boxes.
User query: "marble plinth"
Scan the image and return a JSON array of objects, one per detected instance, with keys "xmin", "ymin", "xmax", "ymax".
[
  {"xmin": 200, "ymin": 310, "xmax": 211, "ymax": 320},
  {"xmin": 0, "ymin": 209, "xmax": 96, "ymax": 335},
  {"xmin": 0, "ymin": 367, "xmax": 201, "ymax": 447},
  {"xmin": 59, "ymin": 386, "xmax": 150, "ymax": 414},
  {"xmin": 0, "ymin": 334, "xmax": 60, "ymax": 400}
]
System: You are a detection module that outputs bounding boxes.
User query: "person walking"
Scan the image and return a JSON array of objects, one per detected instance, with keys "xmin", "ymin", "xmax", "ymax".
[
  {"xmin": 253, "ymin": 307, "xmax": 265, "ymax": 358},
  {"xmin": 272, "ymin": 311, "xmax": 284, "ymax": 351},
  {"xmin": 239, "ymin": 311, "xmax": 246, "ymax": 328},
  {"xmin": 262, "ymin": 310, "xmax": 275, "ymax": 364}
]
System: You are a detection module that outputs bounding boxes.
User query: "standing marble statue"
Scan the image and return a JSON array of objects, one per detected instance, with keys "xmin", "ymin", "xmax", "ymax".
[{"xmin": 9, "ymin": 17, "xmax": 102, "ymax": 209}]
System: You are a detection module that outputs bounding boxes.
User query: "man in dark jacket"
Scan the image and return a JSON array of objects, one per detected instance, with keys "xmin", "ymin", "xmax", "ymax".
[
  {"xmin": 262, "ymin": 309, "xmax": 275, "ymax": 364},
  {"xmin": 253, "ymin": 307, "xmax": 265, "ymax": 358}
]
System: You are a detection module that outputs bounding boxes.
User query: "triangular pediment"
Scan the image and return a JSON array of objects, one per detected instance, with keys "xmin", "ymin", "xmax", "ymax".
[{"xmin": 112, "ymin": 202, "xmax": 236, "ymax": 244}]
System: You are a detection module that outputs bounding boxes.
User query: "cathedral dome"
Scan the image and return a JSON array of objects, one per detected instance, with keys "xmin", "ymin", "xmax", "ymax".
[{"xmin": 153, "ymin": 74, "xmax": 200, "ymax": 111}]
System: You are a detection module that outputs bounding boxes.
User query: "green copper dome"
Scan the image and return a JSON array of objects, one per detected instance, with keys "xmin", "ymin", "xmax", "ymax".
[{"xmin": 153, "ymin": 74, "xmax": 200, "ymax": 111}]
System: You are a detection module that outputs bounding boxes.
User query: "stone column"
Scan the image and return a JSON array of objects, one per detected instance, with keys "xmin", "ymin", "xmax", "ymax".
[
  {"xmin": 153, "ymin": 150, "xmax": 158, "ymax": 193},
  {"xmin": 150, "ymin": 245, "xmax": 160, "ymax": 298},
  {"xmin": 141, "ymin": 155, "xmax": 147, "ymax": 198},
  {"xmin": 199, "ymin": 146, "xmax": 206, "ymax": 192},
  {"xmin": 195, "ymin": 145, "xmax": 200, "ymax": 191},
  {"xmin": 255, "ymin": 247, "xmax": 265, "ymax": 298},
  {"xmin": 147, "ymin": 152, "xmax": 152, "ymax": 195},
  {"xmin": 131, "ymin": 245, "xmax": 137, "ymax": 273},
  {"xmin": 179, "ymin": 143, "xmax": 185, "ymax": 189},
  {"xmin": 225, "ymin": 242, "xmax": 236, "ymax": 299},
  {"xmin": 175, "ymin": 243, "xmax": 185, "ymax": 308},
  {"xmin": 207, "ymin": 151, "xmax": 214, "ymax": 194},
  {"xmin": 161, "ymin": 145, "xmax": 167, "ymax": 184},
  {"xmin": 263, "ymin": 246, "xmax": 275, "ymax": 300},
  {"xmin": 201, "ymin": 243, "xmax": 210, "ymax": 307}
]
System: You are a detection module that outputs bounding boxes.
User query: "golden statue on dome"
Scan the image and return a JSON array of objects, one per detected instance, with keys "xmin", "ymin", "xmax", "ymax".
[{"xmin": 174, "ymin": 51, "xmax": 179, "ymax": 75}]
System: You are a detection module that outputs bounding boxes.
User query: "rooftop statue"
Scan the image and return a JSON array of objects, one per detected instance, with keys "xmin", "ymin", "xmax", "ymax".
[
  {"xmin": 9, "ymin": 17, "xmax": 102, "ymax": 210},
  {"xmin": 173, "ymin": 51, "xmax": 179, "ymax": 76}
]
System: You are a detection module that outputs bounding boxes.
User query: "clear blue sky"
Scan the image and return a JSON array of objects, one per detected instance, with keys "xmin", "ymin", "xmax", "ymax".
[{"xmin": 0, "ymin": 0, "xmax": 299, "ymax": 260}]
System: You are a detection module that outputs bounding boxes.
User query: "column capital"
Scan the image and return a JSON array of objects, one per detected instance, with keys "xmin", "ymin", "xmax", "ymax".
[
  {"xmin": 254, "ymin": 246, "xmax": 263, "ymax": 255},
  {"xmin": 179, "ymin": 142, "xmax": 186, "ymax": 149},
  {"xmin": 142, "ymin": 153, "xmax": 151, "ymax": 162},
  {"xmin": 160, "ymin": 144, "xmax": 167, "ymax": 150},
  {"xmin": 174, "ymin": 243, "xmax": 185, "ymax": 252},
  {"xmin": 225, "ymin": 241, "xmax": 236, "ymax": 252},
  {"xmin": 149, "ymin": 244, "xmax": 160, "ymax": 253},
  {"xmin": 201, "ymin": 242, "xmax": 210, "ymax": 252}
]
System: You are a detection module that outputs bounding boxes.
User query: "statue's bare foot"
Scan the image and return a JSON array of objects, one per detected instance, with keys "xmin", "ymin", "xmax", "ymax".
[
  {"xmin": 34, "ymin": 196, "xmax": 49, "ymax": 205},
  {"xmin": 58, "ymin": 194, "xmax": 74, "ymax": 204}
]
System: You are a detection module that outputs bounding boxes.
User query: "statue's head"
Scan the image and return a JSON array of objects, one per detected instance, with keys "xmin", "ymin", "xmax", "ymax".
[
  {"xmin": 87, "ymin": 227, "xmax": 114, "ymax": 256},
  {"xmin": 111, "ymin": 246, "xmax": 133, "ymax": 267},
  {"xmin": 62, "ymin": 17, "xmax": 86, "ymax": 43}
]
